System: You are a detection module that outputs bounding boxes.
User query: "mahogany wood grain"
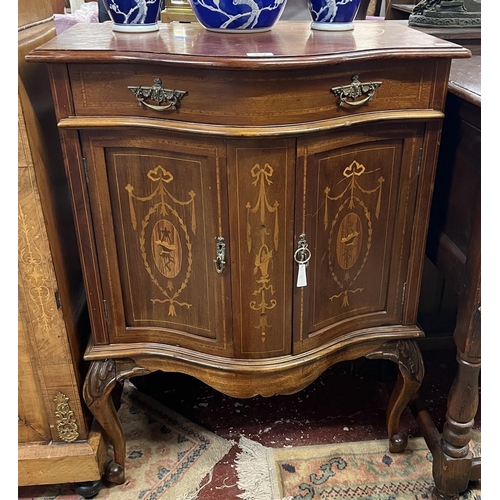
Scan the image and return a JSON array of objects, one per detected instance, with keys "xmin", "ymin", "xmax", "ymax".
[
  {"xmin": 67, "ymin": 59, "xmax": 439, "ymax": 126},
  {"xmin": 448, "ymin": 56, "xmax": 480, "ymax": 106},
  {"xmin": 293, "ymin": 123, "xmax": 423, "ymax": 353},
  {"xmin": 367, "ymin": 339, "xmax": 424, "ymax": 452},
  {"xmin": 27, "ymin": 20, "xmax": 469, "ymax": 65},
  {"xmin": 27, "ymin": 20, "xmax": 469, "ymax": 485}
]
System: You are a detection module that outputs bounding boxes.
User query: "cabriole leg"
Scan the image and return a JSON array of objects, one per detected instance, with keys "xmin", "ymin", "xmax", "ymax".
[
  {"xmin": 367, "ymin": 339, "xmax": 424, "ymax": 452},
  {"xmin": 83, "ymin": 359, "xmax": 149, "ymax": 484},
  {"xmin": 83, "ymin": 359, "xmax": 126, "ymax": 484}
]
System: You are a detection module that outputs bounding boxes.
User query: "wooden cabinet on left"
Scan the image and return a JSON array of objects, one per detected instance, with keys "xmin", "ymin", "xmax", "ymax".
[{"xmin": 18, "ymin": 0, "xmax": 107, "ymax": 496}]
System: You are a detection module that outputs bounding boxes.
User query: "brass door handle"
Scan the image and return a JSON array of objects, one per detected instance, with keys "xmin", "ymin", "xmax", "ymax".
[
  {"xmin": 331, "ymin": 75, "xmax": 382, "ymax": 107},
  {"xmin": 128, "ymin": 77, "xmax": 187, "ymax": 111}
]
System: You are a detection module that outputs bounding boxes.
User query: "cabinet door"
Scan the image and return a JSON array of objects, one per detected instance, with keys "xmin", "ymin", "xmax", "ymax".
[
  {"xmin": 81, "ymin": 130, "xmax": 233, "ymax": 356},
  {"xmin": 227, "ymin": 139, "xmax": 296, "ymax": 358},
  {"xmin": 294, "ymin": 124, "xmax": 424, "ymax": 353}
]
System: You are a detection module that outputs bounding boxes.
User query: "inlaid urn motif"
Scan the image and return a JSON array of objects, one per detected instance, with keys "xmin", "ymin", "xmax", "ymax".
[
  {"xmin": 324, "ymin": 159, "xmax": 384, "ymax": 306},
  {"xmin": 126, "ymin": 165, "xmax": 197, "ymax": 317}
]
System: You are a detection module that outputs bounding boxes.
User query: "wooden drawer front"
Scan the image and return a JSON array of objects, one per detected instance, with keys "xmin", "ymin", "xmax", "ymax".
[{"xmin": 69, "ymin": 59, "xmax": 436, "ymax": 126}]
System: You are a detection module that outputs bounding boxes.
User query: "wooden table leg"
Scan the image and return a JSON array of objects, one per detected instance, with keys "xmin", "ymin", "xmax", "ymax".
[
  {"xmin": 367, "ymin": 339, "xmax": 424, "ymax": 453},
  {"xmin": 432, "ymin": 199, "xmax": 481, "ymax": 499},
  {"xmin": 412, "ymin": 194, "xmax": 481, "ymax": 499},
  {"xmin": 431, "ymin": 353, "xmax": 480, "ymax": 499},
  {"xmin": 83, "ymin": 359, "xmax": 149, "ymax": 485}
]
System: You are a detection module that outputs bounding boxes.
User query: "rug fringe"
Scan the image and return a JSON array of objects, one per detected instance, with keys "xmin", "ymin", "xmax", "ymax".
[
  {"xmin": 235, "ymin": 436, "xmax": 293, "ymax": 500},
  {"xmin": 175, "ymin": 469, "xmax": 213, "ymax": 500},
  {"xmin": 121, "ymin": 380, "xmax": 233, "ymax": 500}
]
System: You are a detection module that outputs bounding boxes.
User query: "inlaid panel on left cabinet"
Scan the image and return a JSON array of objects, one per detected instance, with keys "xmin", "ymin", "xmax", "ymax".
[{"xmin": 80, "ymin": 130, "xmax": 233, "ymax": 356}]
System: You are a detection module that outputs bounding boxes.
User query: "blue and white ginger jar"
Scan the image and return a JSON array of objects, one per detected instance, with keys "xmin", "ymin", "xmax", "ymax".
[
  {"xmin": 103, "ymin": 0, "xmax": 162, "ymax": 32},
  {"xmin": 308, "ymin": 0, "xmax": 361, "ymax": 31},
  {"xmin": 189, "ymin": 0, "xmax": 288, "ymax": 32}
]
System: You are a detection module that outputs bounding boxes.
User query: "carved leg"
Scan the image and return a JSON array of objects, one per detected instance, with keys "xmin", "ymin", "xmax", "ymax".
[
  {"xmin": 83, "ymin": 360, "xmax": 125, "ymax": 484},
  {"xmin": 366, "ymin": 339, "xmax": 424, "ymax": 452},
  {"xmin": 83, "ymin": 359, "xmax": 149, "ymax": 485}
]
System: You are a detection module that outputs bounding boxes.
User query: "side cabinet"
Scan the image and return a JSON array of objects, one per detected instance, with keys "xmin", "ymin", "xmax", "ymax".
[
  {"xmin": 27, "ymin": 20, "xmax": 470, "ymax": 486},
  {"xmin": 18, "ymin": 2, "xmax": 106, "ymax": 494}
]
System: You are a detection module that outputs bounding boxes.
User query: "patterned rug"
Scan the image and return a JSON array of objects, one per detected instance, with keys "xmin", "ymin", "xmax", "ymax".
[
  {"xmin": 18, "ymin": 380, "xmax": 233, "ymax": 500},
  {"xmin": 235, "ymin": 434, "xmax": 481, "ymax": 500}
]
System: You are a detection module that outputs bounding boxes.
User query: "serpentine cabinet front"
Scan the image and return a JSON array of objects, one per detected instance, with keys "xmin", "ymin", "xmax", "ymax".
[
  {"xmin": 27, "ymin": 20, "xmax": 469, "ymax": 485},
  {"xmin": 80, "ymin": 125, "xmax": 422, "ymax": 357}
]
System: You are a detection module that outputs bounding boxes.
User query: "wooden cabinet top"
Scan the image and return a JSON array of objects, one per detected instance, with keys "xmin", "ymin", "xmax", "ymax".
[
  {"xmin": 27, "ymin": 20, "xmax": 470, "ymax": 68},
  {"xmin": 449, "ymin": 55, "xmax": 481, "ymax": 107}
]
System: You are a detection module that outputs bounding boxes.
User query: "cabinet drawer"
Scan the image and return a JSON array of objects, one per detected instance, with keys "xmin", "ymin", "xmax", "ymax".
[{"xmin": 68, "ymin": 59, "xmax": 437, "ymax": 127}]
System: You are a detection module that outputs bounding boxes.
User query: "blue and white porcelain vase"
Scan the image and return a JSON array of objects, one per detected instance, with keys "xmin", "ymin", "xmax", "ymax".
[
  {"xmin": 308, "ymin": 0, "xmax": 361, "ymax": 31},
  {"xmin": 103, "ymin": 0, "xmax": 162, "ymax": 32},
  {"xmin": 188, "ymin": 0, "xmax": 287, "ymax": 32}
]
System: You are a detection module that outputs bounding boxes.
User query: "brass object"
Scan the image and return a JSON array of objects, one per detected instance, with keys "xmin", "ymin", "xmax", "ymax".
[
  {"xmin": 54, "ymin": 392, "xmax": 79, "ymax": 442},
  {"xmin": 331, "ymin": 75, "xmax": 382, "ymax": 107},
  {"xmin": 214, "ymin": 236, "xmax": 226, "ymax": 274},
  {"xmin": 161, "ymin": 3, "xmax": 198, "ymax": 23},
  {"xmin": 128, "ymin": 78, "xmax": 188, "ymax": 112}
]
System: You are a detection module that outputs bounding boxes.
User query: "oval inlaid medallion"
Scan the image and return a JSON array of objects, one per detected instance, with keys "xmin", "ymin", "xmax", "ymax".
[
  {"xmin": 151, "ymin": 220, "xmax": 182, "ymax": 278},
  {"xmin": 336, "ymin": 212, "xmax": 363, "ymax": 270}
]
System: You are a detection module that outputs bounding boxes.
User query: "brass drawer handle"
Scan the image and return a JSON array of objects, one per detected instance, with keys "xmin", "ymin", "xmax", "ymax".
[
  {"xmin": 128, "ymin": 77, "xmax": 188, "ymax": 111},
  {"xmin": 214, "ymin": 236, "xmax": 226, "ymax": 274},
  {"xmin": 331, "ymin": 75, "xmax": 382, "ymax": 107}
]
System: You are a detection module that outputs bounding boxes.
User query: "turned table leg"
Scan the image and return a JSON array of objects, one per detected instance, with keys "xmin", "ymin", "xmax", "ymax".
[
  {"xmin": 367, "ymin": 339, "xmax": 424, "ymax": 452},
  {"xmin": 431, "ymin": 351, "xmax": 480, "ymax": 500},
  {"xmin": 83, "ymin": 359, "xmax": 149, "ymax": 484},
  {"xmin": 432, "ymin": 197, "xmax": 481, "ymax": 500}
]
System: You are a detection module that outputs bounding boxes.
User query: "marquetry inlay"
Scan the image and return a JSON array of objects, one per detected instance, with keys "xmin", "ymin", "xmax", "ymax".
[
  {"xmin": 324, "ymin": 160, "xmax": 384, "ymax": 306},
  {"xmin": 246, "ymin": 163, "xmax": 279, "ymax": 342},
  {"xmin": 126, "ymin": 165, "xmax": 196, "ymax": 316},
  {"xmin": 18, "ymin": 205, "xmax": 59, "ymax": 335}
]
